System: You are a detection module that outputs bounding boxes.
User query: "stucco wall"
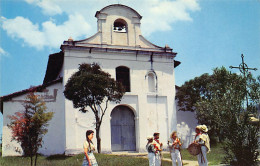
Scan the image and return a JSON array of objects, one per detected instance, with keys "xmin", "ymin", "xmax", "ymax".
[
  {"xmin": 62, "ymin": 49, "xmax": 176, "ymax": 154},
  {"xmin": 2, "ymin": 83, "xmax": 65, "ymax": 156},
  {"xmin": 176, "ymin": 105, "xmax": 198, "ymax": 148}
]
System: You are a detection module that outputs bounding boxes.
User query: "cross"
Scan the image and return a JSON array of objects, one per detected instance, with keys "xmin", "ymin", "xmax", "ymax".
[
  {"xmin": 229, "ymin": 54, "xmax": 257, "ymax": 77},
  {"xmin": 229, "ymin": 54, "xmax": 258, "ymax": 108}
]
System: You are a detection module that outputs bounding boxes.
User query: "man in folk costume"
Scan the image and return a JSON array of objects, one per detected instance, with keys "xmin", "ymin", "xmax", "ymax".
[
  {"xmin": 168, "ymin": 131, "xmax": 183, "ymax": 166},
  {"xmin": 146, "ymin": 136, "xmax": 156, "ymax": 166},
  {"xmin": 153, "ymin": 132, "xmax": 163, "ymax": 166},
  {"xmin": 196, "ymin": 125, "xmax": 210, "ymax": 166}
]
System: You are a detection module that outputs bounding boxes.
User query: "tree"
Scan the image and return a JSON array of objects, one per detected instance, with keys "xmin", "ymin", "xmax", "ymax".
[
  {"xmin": 176, "ymin": 67, "xmax": 260, "ymax": 165},
  {"xmin": 8, "ymin": 92, "xmax": 54, "ymax": 166},
  {"xmin": 64, "ymin": 63, "xmax": 125, "ymax": 153}
]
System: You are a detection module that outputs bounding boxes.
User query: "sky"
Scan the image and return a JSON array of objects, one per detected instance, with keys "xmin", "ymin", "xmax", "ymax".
[{"xmin": 0, "ymin": 0, "xmax": 260, "ymax": 141}]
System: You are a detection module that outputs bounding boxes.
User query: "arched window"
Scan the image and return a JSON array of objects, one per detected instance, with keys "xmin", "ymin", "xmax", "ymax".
[
  {"xmin": 148, "ymin": 73, "xmax": 156, "ymax": 92},
  {"xmin": 113, "ymin": 19, "xmax": 127, "ymax": 32},
  {"xmin": 116, "ymin": 66, "xmax": 130, "ymax": 92}
]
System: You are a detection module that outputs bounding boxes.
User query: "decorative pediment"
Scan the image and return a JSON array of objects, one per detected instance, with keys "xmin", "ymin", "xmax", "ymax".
[{"xmin": 62, "ymin": 4, "xmax": 173, "ymax": 52}]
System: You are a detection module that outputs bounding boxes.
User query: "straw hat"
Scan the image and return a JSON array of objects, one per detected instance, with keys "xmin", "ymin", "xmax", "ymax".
[
  {"xmin": 196, "ymin": 125, "xmax": 202, "ymax": 130},
  {"xmin": 200, "ymin": 125, "xmax": 208, "ymax": 132},
  {"xmin": 147, "ymin": 136, "xmax": 153, "ymax": 140}
]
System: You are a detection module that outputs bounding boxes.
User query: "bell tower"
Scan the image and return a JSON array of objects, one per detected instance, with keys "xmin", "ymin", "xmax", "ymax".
[{"xmin": 95, "ymin": 4, "xmax": 142, "ymax": 46}]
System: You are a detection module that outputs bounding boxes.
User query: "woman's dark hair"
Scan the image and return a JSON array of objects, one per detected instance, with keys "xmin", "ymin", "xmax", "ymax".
[{"xmin": 86, "ymin": 130, "xmax": 94, "ymax": 147}]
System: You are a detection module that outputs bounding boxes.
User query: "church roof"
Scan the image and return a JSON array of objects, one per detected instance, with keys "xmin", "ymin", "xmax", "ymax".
[
  {"xmin": 0, "ymin": 77, "xmax": 62, "ymax": 113},
  {"xmin": 95, "ymin": 4, "xmax": 142, "ymax": 19},
  {"xmin": 1, "ymin": 51, "xmax": 64, "ymax": 113},
  {"xmin": 174, "ymin": 60, "xmax": 181, "ymax": 68},
  {"xmin": 43, "ymin": 51, "xmax": 64, "ymax": 84}
]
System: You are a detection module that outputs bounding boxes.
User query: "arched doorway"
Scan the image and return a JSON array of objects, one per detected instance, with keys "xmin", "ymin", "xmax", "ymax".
[{"xmin": 111, "ymin": 105, "xmax": 136, "ymax": 151}]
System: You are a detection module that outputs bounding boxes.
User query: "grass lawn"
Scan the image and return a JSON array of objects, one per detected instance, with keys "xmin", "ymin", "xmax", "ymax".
[
  {"xmin": 163, "ymin": 143, "xmax": 225, "ymax": 165},
  {"xmin": 0, "ymin": 144, "xmax": 225, "ymax": 166},
  {"xmin": 0, "ymin": 153, "xmax": 172, "ymax": 166}
]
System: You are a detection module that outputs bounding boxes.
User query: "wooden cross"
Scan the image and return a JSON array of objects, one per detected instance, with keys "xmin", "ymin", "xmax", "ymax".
[{"xmin": 229, "ymin": 54, "xmax": 257, "ymax": 77}]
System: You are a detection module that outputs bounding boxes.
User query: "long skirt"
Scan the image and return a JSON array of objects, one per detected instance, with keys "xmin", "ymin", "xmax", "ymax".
[
  {"xmin": 82, "ymin": 152, "xmax": 98, "ymax": 166},
  {"xmin": 197, "ymin": 146, "xmax": 208, "ymax": 166},
  {"xmin": 171, "ymin": 149, "xmax": 182, "ymax": 166},
  {"xmin": 148, "ymin": 153, "xmax": 156, "ymax": 166}
]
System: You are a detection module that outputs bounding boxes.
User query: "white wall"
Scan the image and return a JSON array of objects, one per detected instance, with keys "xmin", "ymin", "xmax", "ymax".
[
  {"xmin": 62, "ymin": 48, "xmax": 176, "ymax": 153},
  {"xmin": 2, "ymin": 83, "xmax": 66, "ymax": 156},
  {"xmin": 176, "ymin": 106, "xmax": 198, "ymax": 148}
]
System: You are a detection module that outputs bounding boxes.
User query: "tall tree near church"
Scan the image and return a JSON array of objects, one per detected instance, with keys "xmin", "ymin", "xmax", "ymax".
[
  {"xmin": 8, "ymin": 92, "xmax": 54, "ymax": 166},
  {"xmin": 64, "ymin": 63, "xmax": 125, "ymax": 153},
  {"xmin": 176, "ymin": 67, "xmax": 260, "ymax": 165}
]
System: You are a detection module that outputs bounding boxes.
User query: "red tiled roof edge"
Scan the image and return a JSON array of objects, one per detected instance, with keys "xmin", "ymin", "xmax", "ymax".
[{"xmin": 0, "ymin": 77, "xmax": 63, "ymax": 102}]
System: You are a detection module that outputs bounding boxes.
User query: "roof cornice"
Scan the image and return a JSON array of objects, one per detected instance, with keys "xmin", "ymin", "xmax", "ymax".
[{"xmin": 60, "ymin": 44, "xmax": 177, "ymax": 58}]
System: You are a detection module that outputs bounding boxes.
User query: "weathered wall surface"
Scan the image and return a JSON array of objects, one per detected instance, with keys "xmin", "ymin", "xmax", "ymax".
[
  {"xmin": 63, "ymin": 49, "xmax": 176, "ymax": 153},
  {"xmin": 176, "ymin": 104, "xmax": 198, "ymax": 148},
  {"xmin": 2, "ymin": 83, "xmax": 65, "ymax": 156}
]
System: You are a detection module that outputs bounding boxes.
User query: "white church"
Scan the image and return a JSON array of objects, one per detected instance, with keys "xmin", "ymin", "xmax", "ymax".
[{"xmin": 1, "ymin": 4, "xmax": 198, "ymax": 156}]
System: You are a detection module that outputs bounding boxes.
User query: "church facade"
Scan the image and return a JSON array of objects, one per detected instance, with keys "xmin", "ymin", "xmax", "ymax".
[{"xmin": 1, "ymin": 4, "xmax": 185, "ymax": 156}]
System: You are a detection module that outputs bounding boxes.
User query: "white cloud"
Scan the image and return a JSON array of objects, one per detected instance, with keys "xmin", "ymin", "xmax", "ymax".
[
  {"xmin": 2, "ymin": 0, "xmax": 200, "ymax": 49},
  {"xmin": 2, "ymin": 17, "xmax": 45, "ymax": 49},
  {"xmin": 0, "ymin": 47, "xmax": 8, "ymax": 57},
  {"xmin": 2, "ymin": 14, "xmax": 91, "ymax": 49},
  {"xmin": 25, "ymin": 0, "xmax": 62, "ymax": 15}
]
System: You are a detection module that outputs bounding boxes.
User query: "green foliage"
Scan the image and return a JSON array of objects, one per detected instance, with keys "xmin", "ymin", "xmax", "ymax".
[
  {"xmin": 8, "ymin": 93, "xmax": 54, "ymax": 166},
  {"xmin": 222, "ymin": 111, "xmax": 259, "ymax": 165},
  {"xmin": 176, "ymin": 67, "xmax": 260, "ymax": 165},
  {"xmin": 64, "ymin": 63, "xmax": 125, "ymax": 153},
  {"xmin": 64, "ymin": 63, "xmax": 125, "ymax": 113}
]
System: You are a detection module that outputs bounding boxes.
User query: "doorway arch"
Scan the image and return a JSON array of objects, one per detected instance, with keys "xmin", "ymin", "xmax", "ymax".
[{"xmin": 110, "ymin": 105, "xmax": 136, "ymax": 151}]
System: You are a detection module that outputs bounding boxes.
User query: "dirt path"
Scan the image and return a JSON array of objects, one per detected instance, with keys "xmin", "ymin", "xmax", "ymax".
[
  {"xmin": 162, "ymin": 158, "xmax": 198, "ymax": 166},
  {"xmin": 111, "ymin": 152, "xmax": 199, "ymax": 166}
]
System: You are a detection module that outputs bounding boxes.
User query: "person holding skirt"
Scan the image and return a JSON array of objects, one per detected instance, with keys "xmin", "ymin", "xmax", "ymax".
[
  {"xmin": 194, "ymin": 125, "xmax": 210, "ymax": 166},
  {"xmin": 146, "ymin": 136, "xmax": 156, "ymax": 166},
  {"xmin": 197, "ymin": 125, "xmax": 210, "ymax": 166},
  {"xmin": 82, "ymin": 130, "xmax": 98, "ymax": 166},
  {"xmin": 168, "ymin": 131, "xmax": 183, "ymax": 166}
]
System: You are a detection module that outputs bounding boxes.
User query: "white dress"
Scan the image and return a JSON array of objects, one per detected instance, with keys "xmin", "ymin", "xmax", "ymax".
[
  {"xmin": 196, "ymin": 133, "xmax": 210, "ymax": 166},
  {"xmin": 82, "ymin": 141, "xmax": 98, "ymax": 166},
  {"xmin": 168, "ymin": 138, "xmax": 182, "ymax": 166},
  {"xmin": 146, "ymin": 143, "xmax": 156, "ymax": 166}
]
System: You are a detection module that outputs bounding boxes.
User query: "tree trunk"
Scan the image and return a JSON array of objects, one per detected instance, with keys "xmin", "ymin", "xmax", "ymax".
[
  {"xmin": 30, "ymin": 154, "xmax": 33, "ymax": 166},
  {"xmin": 34, "ymin": 152, "xmax": 38, "ymax": 166},
  {"xmin": 96, "ymin": 123, "xmax": 101, "ymax": 153},
  {"xmin": 30, "ymin": 143, "xmax": 33, "ymax": 166}
]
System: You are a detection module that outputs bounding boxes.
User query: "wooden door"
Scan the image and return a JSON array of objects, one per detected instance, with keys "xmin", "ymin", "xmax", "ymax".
[{"xmin": 111, "ymin": 106, "xmax": 136, "ymax": 151}]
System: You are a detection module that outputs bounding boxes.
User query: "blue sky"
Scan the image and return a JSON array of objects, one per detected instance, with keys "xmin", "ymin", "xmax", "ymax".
[{"xmin": 0, "ymin": 0, "xmax": 260, "ymax": 141}]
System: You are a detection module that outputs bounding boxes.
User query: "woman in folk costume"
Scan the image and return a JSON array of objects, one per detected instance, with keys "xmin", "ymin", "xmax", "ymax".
[
  {"xmin": 194, "ymin": 125, "xmax": 202, "ymax": 165},
  {"xmin": 168, "ymin": 131, "xmax": 183, "ymax": 166},
  {"xmin": 153, "ymin": 132, "xmax": 163, "ymax": 166},
  {"xmin": 82, "ymin": 130, "xmax": 98, "ymax": 166},
  {"xmin": 195, "ymin": 125, "xmax": 210, "ymax": 166},
  {"xmin": 146, "ymin": 136, "xmax": 156, "ymax": 166}
]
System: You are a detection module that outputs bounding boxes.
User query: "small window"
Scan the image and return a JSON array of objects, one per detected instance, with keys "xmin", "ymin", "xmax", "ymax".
[
  {"xmin": 116, "ymin": 66, "xmax": 130, "ymax": 92},
  {"xmin": 113, "ymin": 19, "xmax": 127, "ymax": 32}
]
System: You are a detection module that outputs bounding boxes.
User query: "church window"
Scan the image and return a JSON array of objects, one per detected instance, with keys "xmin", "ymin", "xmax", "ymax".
[
  {"xmin": 148, "ymin": 73, "xmax": 156, "ymax": 92},
  {"xmin": 116, "ymin": 66, "xmax": 130, "ymax": 92},
  {"xmin": 113, "ymin": 19, "xmax": 127, "ymax": 32}
]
